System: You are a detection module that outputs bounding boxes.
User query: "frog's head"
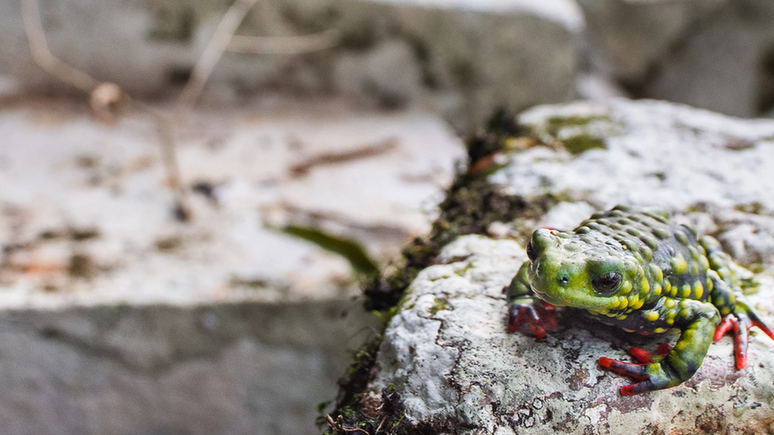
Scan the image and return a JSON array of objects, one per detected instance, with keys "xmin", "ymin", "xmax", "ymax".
[{"xmin": 526, "ymin": 227, "xmax": 635, "ymax": 311}]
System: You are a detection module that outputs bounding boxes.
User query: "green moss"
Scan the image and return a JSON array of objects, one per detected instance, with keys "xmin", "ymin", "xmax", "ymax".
[
  {"xmin": 542, "ymin": 115, "xmax": 610, "ymax": 155},
  {"xmin": 561, "ymin": 133, "xmax": 606, "ymax": 155},
  {"xmin": 734, "ymin": 202, "xmax": 765, "ymax": 215},
  {"xmin": 428, "ymin": 298, "xmax": 449, "ymax": 316},
  {"xmin": 545, "ymin": 115, "xmax": 610, "ymax": 133},
  {"xmin": 739, "ymin": 277, "xmax": 760, "ymax": 295}
]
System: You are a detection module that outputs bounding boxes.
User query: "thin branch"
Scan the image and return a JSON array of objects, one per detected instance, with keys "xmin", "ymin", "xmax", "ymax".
[
  {"xmin": 173, "ymin": 0, "xmax": 261, "ymax": 123},
  {"xmin": 20, "ymin": 0, "xmax": 99, "ymax": 93},
  {"xmin": 20, "ymin": 0, "xmax": 193, "ymax": 221},
  {"xmin": 227, "ymin": 29, "xmax": 340, "ymax": 55}
]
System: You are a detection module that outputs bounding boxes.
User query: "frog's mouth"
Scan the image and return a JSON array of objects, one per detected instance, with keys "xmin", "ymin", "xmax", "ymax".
[{"xmin": 530, "ymin": 285, "xmax": 574, "ymax": 308}]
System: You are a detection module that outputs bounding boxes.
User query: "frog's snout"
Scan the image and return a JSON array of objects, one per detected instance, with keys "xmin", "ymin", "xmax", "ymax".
[{"xmin": 528, "ymin": 228, "xmax": 559, "ymax": 260}]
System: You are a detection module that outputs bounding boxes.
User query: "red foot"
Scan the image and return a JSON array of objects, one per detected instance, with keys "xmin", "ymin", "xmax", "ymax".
[
  {"xmin": 598, "ymin": 356, "xmax": 659, "ymax": 395},
  {"xmin": 599, "ymin": 343, "xmax": 672, "ymax": 395},
  {"xmin": 507, "ymin": 301, "xmax": 557, "ymax": 339},
  {"xmin": 627, "ymin": 343, "xmax": 671, "ymax": 364},
  {"xmin": 714, "ymin": 312, "xmax": 774, "ymax": 370}
]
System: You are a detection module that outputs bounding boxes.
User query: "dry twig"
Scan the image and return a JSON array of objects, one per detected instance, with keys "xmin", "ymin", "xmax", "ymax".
[
  {"xmin": 21, "ymin": 0, "xmax": 342, "ymax": 221},
  {"xmin": 172, "ymin": 0, "xmax": 260, "ymax": 124}
]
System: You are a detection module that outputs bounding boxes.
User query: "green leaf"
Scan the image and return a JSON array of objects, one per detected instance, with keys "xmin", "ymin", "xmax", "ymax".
[{"xmin": 280, "ymin": 224, "xmax": 380, "ymax": 277}]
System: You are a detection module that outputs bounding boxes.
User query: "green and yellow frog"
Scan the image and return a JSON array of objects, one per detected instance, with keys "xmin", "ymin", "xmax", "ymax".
[{"xmin": 506, "ymin": 205, "xmax": 774, "ymax": 395}]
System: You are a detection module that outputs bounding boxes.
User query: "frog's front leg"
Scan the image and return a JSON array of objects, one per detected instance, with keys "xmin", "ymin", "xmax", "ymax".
[
  {"xmin": 505, "ymin": 261, "xmax": 557, "ymax": 339},
  {"xmin": 599, "ymin": 299, "xmax": 719, "ymax": 395}
]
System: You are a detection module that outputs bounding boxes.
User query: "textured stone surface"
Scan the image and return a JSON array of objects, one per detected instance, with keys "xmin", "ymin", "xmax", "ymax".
[
  {"xmin": 370, "ymin": 235, "xmax": 774, "ymax": 433},
  {"xmin": 0, "ymin": 299, "xmax": 379, "ymax": 435},
  {"xmin": 361, "ymin": 100, "xmax": 774, "ymax": 433},
  {"xmin": 0, "ymin": 0, "xmax": 583, "ymax": 131},
  {"xmin": 0, "ymin": 99, "xmax": 463, "ymax": 305}
]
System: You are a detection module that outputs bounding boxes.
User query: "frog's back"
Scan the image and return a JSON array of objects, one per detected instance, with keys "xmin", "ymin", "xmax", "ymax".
[{"xmin": 575, "ymin": 205, "xmax": 711, "ymax": 305}]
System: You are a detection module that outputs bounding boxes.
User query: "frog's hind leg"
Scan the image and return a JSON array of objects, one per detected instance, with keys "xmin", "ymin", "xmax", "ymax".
[
  {"xmin": 701, "ymin": 235, "xmax": 774, "ymax": 368},
  {"xmin": 599, "ymin": 300, "xmax": 719, "ymax": 395},
  {"xmin": 711, "ymin": 292, "xmax": 774, "ymax": 369}
]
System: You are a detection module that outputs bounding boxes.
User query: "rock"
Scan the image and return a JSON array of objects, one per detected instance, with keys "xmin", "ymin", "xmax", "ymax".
[
  {"xmin": 0, "ymin": 98, "xmax": 462, "ymax": 434},
  {"xmin": 369, "ymin": 235, "xmax": 774, "ymax": 433},
  {"xmin": 577, "ymin": 0, "xmax": 726, "ymax": 85},
  {"xmin": 0, "ymin": 0, "xmax": 584, "ymax": 131},
  {"xmin": 644, "ymin": 0, "xmax": 774, "ymax": 118},
  {"xmin": 339, "ymin": 99, "xmax": 774, "ymax": 433},
  {"xmin": 0, "ymin": 299, "xmax": 378, "ymax": 435}
]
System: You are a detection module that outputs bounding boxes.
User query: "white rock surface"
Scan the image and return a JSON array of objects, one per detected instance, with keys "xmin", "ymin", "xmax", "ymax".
[
  {"xmin": 370, "ymin": 235, "xmax": 774, "ymax": 433},
  {"xmin": 0, "ymin": 98, "xmax": 464, "ymax": 307}
]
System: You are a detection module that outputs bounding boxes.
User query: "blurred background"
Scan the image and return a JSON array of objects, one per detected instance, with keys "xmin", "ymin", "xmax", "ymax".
[{"xmin": 0, "ymin": 0, "xmax": 773, "ymax": 434}]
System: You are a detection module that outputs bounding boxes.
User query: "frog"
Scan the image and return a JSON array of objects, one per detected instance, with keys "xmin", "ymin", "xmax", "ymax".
[{"xmin": 505, "ymin": 205, "xmax": 774, "ymax": 395}]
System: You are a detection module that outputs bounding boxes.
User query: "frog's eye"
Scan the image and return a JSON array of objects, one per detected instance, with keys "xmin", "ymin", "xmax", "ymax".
[
  {"xmin": 526, "ymin": 240, "xmax": 537, "ymax": 262},
  {"xmin": 592, "ymin": 272, "xmax": 622, "ymax": 295}
]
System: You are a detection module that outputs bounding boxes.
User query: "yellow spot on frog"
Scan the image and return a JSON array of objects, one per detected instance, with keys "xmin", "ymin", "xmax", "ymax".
[
  {"xmin": 693, "ymin": 281, "xmax": 704, "ymax": 299},
  {"xmin": 640, "ymin": 277, "xmax": 650, "ymax": 294},
  {"xmin": 649, "ymin": 264, "xmax": 663, "ymax": 282},
  {"xmin": 665, "ymin": 299, "xmax": 676, "ymax": 309},
  {"xmin": 625, "ymin": 260, "xmax": 638, "ymax": 277},
  {"xmin": 674, "ymin": 341, "xmax": 686, "ymax": 351},
  {"xmin": 652, "ymin": 283, "xmax": 662, "ymax": 297},
  {"xmin": 698, "ymin": 255, "xmax": 709, "ymax": 271},
  {"xmin": 706, "ymin": 276, "xmax": 714, "ymax": 292},
  {"xmin": 623, "ymin": 328, "xmax": 635, "ymax": 333},
  {"xmin": 639, "ymin": 245, "xmax": 653, "ymax": 262},
  {"xmin": 689, "ymin": 262, "xmax": 699, "ymax": 276},
  {"xmin": 620, "ymin": 280, "xmax": 632, "ymax": 295},
  {"xmin": 618, "ymin": 297, "xmax": 629, "ymax": 309},
  {"xmin": 681, "ymin": 284, "xmax": 692, "ymax": 298},
  {"xmin": 646, "ymin": 311, "xmax": 659, "ymax": 321},
  {"xmin": 655, "ymin": 327, "xmax": 666, "ymax": 333},
  {"xmin": 632, "ymin": 299, "xmax": 644, "ymax": 310},
  {"xmin": 616, "ymin": 314, "xmax": 628, "ymax": 320},
  {"xmin": 721, "ymin": 307, "xmax": 731, "ymax": 316},
  {"xmin": 671, "ymin": 254, "xmax": 687, "ymax": 274}
]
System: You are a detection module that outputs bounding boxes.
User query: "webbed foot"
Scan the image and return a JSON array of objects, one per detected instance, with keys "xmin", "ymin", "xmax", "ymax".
[
  {"xmin": 507, "ymin": 300, "xmax": 557, "ymax": 339},
  {"xmin": 713, "ymin": 305, "xmax": 774, "ymax": 369}
]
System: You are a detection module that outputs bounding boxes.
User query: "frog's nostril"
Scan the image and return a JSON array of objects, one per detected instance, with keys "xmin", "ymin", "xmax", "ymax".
[{"xmin": 558, "ymin": 275, "xmax": 570, "ymax": 286}]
